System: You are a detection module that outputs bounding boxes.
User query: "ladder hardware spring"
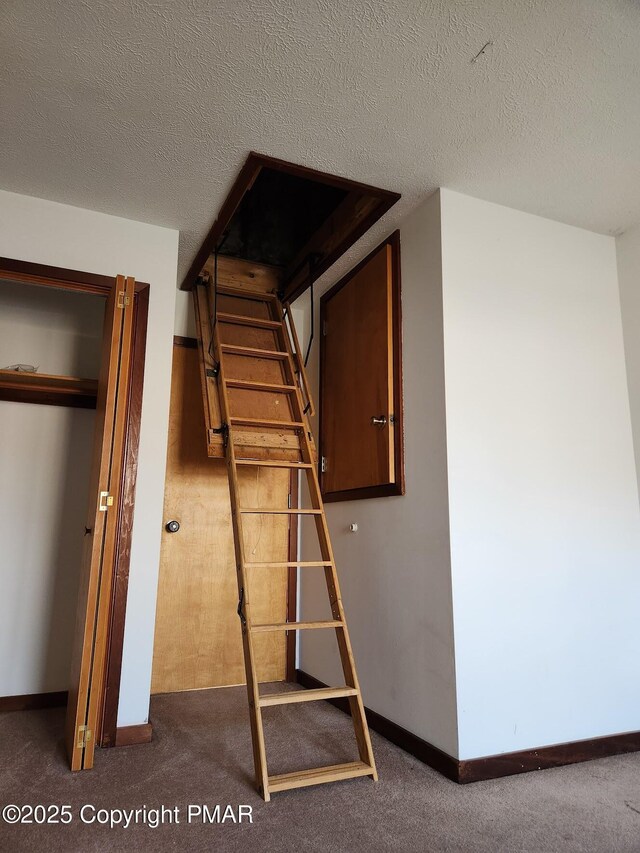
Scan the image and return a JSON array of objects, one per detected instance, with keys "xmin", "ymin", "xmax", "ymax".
[{"xmin": 237, "ymin": 587, "xmax": 247, "ymax": 627}]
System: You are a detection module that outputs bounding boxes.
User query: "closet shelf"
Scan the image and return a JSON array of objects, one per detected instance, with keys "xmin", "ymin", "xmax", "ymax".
[{"xmin": 0, "ymin": 370, "xmax": 98, "ymax": 409}]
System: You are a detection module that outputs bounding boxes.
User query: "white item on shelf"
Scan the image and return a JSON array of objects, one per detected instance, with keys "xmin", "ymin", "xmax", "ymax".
[{"xmin": 2, "ymin": 364, "xmax": 38, "ymax": 372}]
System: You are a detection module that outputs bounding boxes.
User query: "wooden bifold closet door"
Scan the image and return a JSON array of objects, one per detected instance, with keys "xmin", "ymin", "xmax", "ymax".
[{"xmin": 65, "ymin": 276, "xmax": 136, "ymax": 771}]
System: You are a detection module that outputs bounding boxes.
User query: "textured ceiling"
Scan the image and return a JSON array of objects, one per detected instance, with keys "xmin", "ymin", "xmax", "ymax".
[{"xmin": 2, "ymin": 0, "xmax": 640, "ymax": 288}]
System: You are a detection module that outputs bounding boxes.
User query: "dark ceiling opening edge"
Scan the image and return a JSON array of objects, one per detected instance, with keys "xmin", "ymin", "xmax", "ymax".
[{"xmin": 180, "ymin": 152, "xmax": 400, "ymax": 302}]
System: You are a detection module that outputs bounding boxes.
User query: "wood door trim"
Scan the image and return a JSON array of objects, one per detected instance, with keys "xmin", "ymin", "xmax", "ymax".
[
  {"xmin": 114, "ymin": 722, "xmax": 153, "ymax": 747},
  {"xmin": 322, "ymin": 482, "xmax": 404, "ymax": 503},
  {"xmin": 319, "ymin": 231, "xmax": 404, "ymax": 501},
  {"xmin": 0, "ymin": 256, "xmax": 149, "ymax": 295},
  {"xmin": 0, "ymin": 256, "xmax": 148, "ymax": 757},
  {"xmin": 173, "ymin": 334, "xmax": 198, "ymax": 349}
]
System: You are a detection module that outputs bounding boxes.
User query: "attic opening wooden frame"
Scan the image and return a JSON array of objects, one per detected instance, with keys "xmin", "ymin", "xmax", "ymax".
[
  {"xmin": 0, "ymin": 256, "xmax": 149, "ymax": 750},
  {"xmin": 180, "ymin": 151, "xmax": 401, "ymax": 302}
]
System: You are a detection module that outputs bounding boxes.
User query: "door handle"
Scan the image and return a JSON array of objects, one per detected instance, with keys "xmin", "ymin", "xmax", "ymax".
[
  {"xmin": 371, "ymin": 415, "xmax": 387, "ymax": 427},
  {"xmin": 165, "ymin": 520, "xmax": 180, "ymax": 533}
]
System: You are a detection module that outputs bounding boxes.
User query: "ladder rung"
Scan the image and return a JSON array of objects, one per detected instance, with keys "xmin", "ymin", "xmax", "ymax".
[
  {"xmin": 251, "ymin": 620, "xmax": 343, "ymax": 633},
  {"xmin": 268, "ymin": 761, "xmax": 375, "ymax": 794},
  {"xmin": 220, "ymin": 344, "xmax": 288, "ymax": 360},
  {"xmin": 226, "ymin": 379, "xmax": 297, "ymax": 393},
  {"xmin": 244, "ymin": 561, "xmax": 332, "ymax": 568},
  {"xmin": 217, "ymin": 312, "xmax": 281, "ymax": 330},
  {"xmin": 239, "ymin": 508, "xmax": 322, "ymax": 515},
  {"xmin": 235, "ymin": 459, "xmax": 313, "ymax": 469},
  {"xmin": 259, "ymin": 686, "xmax": 358, "ymax": 707},
  {"xmin": 230, "ymin": 417, "xmax": 304, "ymax": 429}
]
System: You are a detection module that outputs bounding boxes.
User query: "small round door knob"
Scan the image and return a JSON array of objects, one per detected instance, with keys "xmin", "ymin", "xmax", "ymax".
[{"xmin": 165, "ymin": 520, "xmax": 180, "ymax": 533}]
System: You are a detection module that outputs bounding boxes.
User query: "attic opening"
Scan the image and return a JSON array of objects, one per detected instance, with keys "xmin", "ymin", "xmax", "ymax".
[
  {"xmin": 220, "ymin": 170, "xmax": 349, "ymax": 268},
  {"xmin": 181, "ymin": 152, "xmax": 401, "ymax": 302}
]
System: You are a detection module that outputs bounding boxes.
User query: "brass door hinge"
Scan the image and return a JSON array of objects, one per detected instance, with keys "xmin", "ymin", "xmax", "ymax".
[
  {"xmin": 99, "ymin": 491, "xmax": 114, "ymax": 512},
  {"xmin": 76, "ymin": 725, "xmax": 92, "ymax": 749},
  {"xmin": 321, "ymin": 456, "xmax": 328, "ymax": 473},
  {"xmin": 117, "ymin": 290, "xmax": 131, "ymax": 308}
]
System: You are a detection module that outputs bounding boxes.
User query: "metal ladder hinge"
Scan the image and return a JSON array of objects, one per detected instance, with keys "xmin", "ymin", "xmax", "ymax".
[
  {"xmin": 321, "ymin": 456, "xmax": 328, "ymax": 473},
  {"xmin": 210, "ymin": 423, "xmax": 229, "ymax": 447},
  {"xmin": 117, "ymin": 290, "xmax": 131, "ymax": 309}
]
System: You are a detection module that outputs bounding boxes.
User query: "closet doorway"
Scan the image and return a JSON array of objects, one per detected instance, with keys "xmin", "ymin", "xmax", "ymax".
[{"xmin": 0, "ymin": 257, "xmax": 149, "ymax": 770}]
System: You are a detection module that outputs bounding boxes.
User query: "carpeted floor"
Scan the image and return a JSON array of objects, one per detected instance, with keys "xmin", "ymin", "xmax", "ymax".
[{"xmin": 0, "ymin": 685, "xmax": 639, "ymax": 852}]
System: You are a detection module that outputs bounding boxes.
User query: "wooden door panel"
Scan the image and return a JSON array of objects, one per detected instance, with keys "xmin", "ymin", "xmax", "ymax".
[
  {"xmin": 218, "ymin": 323, "xmax": 278, "ymax": 350},
  {"xmin": 321, "ymin": 244, "xmax": 394, "ymax": 494},
  {"xmin": 216, "ymin": 293, "xmax": 273, "ymax": 320},
  {"xmin": 223, "ymin": 353, "xmax": 286, "ymax": 384},
  {"xmin": 151, "ymin": 344, "xmax": 288, "ymax": 694},
  {"xmin": 227, "ymin": 387, "xmax": 294, "ymax": 421}
]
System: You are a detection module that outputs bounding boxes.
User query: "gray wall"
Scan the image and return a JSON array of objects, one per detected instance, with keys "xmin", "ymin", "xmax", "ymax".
[
  {"xmin": 618, "ymin": 221, "xmax": 640, "ymax": 500},
  {"xmin": 441, "ymin": 190, "xmax": 640, "ymax": 759},
  {"xmin": 295, "ymin": 191, "xmax": 459, "ymax": 757},
  {"xmin": 295, "ymin": 188, "xmax": 640, "ymax": 761}
]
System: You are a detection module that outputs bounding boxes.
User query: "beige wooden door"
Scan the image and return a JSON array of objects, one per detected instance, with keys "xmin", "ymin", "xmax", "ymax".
[
  {"xmin": 151, "ymin": 343, "xmax": 289, "ymax": 694},
  {"xmin": 320, "ymin": 243, "xmax": 395, "ymax": 495},
  {"xmin": 65, "ymin": 275, "xmax": 135, "ymax": 771}
]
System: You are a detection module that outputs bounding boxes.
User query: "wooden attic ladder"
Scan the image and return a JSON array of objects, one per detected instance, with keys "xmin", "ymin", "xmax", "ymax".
[{"xmin": 193, "ymin": 266, "xmax": 377, "ymax": 800}]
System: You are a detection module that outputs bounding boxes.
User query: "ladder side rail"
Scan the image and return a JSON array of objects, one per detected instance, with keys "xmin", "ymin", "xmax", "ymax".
[
  {"xmin": 273, "ymin": 299, "xmax": 377, "ymax": 777},
  {"xmin": 212, "ymin": 317, "xmax": 272, "ymax": 801},
  {"xmin": 310, "ymin": 468, "xmax": 378, "ymax": 776},
  {"xmin": 294, "ymin": 413, "xmax": 377, "ymax": 773}
]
